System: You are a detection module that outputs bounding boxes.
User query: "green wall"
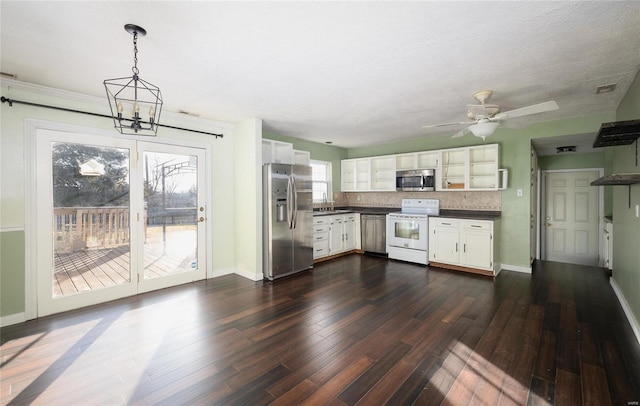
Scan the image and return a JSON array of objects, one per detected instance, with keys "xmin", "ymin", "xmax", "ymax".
[
  {"xmin": 0, "ymin": 231, "xmax": 25, "ymax": 316},
  {"xmin": 537, "ymin": 152, "xmax": 604, "ymax": 170},
  {"xmin": 262, "ymin": 132, "xmax": 348, "ymax": 199},
  {"xmin": 611, "ymin": 69, "xmax": 640, "ymax": 333}
]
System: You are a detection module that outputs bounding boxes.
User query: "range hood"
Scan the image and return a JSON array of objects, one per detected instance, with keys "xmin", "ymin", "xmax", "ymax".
[{"xmin": 592, "ymin": 119, "xmax": 640, "ymax": 147}]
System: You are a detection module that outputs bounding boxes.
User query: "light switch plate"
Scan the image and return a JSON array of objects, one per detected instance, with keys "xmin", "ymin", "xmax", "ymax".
[
  {"xmin": 636, "ymin": 204, "xmax": 639, "ymax": 218},
  {"xmin": 517, "ymin": 189, "xmax": 523, "ymax": 197}
]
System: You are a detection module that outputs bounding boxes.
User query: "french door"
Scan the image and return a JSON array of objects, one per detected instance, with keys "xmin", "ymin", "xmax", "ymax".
[{"xmin": 35, "ymin": 129, "xmax": 207, "ymax": 317}]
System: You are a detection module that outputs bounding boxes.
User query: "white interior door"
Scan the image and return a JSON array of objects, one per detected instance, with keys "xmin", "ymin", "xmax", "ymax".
[
  {"xmin": 543, "ymin": 170, "xmax": 601, "ymax": 266},
  {"xmin": 35, "ymin": 130, "xmax": 207, "ymax": 317}
]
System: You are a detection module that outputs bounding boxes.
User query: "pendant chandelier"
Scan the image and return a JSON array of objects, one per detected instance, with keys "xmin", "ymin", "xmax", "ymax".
[{"xmin": 104, "ymin": 24, "xmax": 163, "ymax": 136}]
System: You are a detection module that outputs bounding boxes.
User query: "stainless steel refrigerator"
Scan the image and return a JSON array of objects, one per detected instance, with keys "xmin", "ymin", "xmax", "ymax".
[{"xmin": 263, "ymin": 163, "xmax": 313, "ymax": 280}]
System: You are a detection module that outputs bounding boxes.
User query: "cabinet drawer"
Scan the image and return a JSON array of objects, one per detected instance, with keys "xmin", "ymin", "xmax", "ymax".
[
  {"xmin": 314, "ymin": 224, "xmax": 330, "ymax": 233},
  {"xmin": 313, "ymin": 241, "xmax": 329, "ymax": 258},
  {"xmin": 313, "ymin": 217, "xmax": 330, "ymax": 226},
  {"xmin": 314, "ymin": 231, "xmax": 329, "ymax": 242},
  {"xmin": 461, "ymin": 220, "xmax": 492, "ymax": 231},
  {"xmin": 430, "ymin": 218, "xmax": 459, "ymax": 228},
  {"xmin": 345, "ymin": 214, "xmax": 358, "ymax": 222}
]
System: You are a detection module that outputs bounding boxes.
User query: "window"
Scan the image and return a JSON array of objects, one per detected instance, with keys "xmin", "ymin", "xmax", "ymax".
[{"xmin": 311, "ymin": 160, "xmax": 332, "ymax": 202}]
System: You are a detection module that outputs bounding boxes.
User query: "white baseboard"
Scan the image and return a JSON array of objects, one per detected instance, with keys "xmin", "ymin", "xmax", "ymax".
[
  {"xmin": 208, "ymin": 267, "xmax": 235, "ymax": 279},
  {"xmin": 610, "ymin": 277, "xmax": 640, "ymax": 345},
  {"xmin": 499, "ymin": 263, "xmax": 532, "ymax": 274},
  {"xmin": 234, "ymin": 268, "xmax": 264, "ymax": 282},
  {"xmin": 0, "ymin": 312, "xmax": 26, "ymax": 328}
]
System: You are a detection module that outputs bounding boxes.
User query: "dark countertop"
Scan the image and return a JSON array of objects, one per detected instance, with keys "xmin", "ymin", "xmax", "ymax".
[
  {"xmin": 314, "ymin": 207, "xmax": 500, "ymax": 219},
  {"xmin": 436, "ymin": 210, "xmax": 501, "ymax": 220}
]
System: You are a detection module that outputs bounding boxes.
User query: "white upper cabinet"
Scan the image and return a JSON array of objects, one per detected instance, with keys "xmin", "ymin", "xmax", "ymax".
[
  {"xmin": 439, "ymin": 148, "xmax": 468, "ymax": 190},
  {"xmin": 395, "ymin": 151, "xmax": 438, "ymax": 171},
  {"xmin": 395, "ymin": 153, "xmax": 417, "ymax": 171},
  {"xmin": 341, "ymin": 143, "xmax": 500, "ymax": 192},
  {"xmin": 293, "ymin": 149, "xmax": 311, "ymax": 166},
  {"xmin": 468, "ymin": 144, "xmax": 499, "ymax": 190},
  {"xmin": 341, "ymin": 158, "xmax": 371, "ymax": 192},
  {"xmin": 262, "ymin": 139, "xmax": 294, "ymax": 165},
  {"xmin": 417, "ymin": 151, "xmax": 439, "ymax": 169},
  {"xmin": 370, "ymin": 155, "xmax": 396, "ymax": 191}
]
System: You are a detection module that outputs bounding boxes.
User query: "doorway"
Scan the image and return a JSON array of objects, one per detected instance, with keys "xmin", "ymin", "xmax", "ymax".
[
  {"xmin": 33, "ymin": 127, "xmax": 207, "ymax": 317},
  {"xmin": 541, "ymin": 169, "xmax": 603, "ymax": 266}
]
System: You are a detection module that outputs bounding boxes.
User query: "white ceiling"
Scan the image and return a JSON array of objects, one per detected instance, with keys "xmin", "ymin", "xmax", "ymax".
[{"xmin": 1, "ymin": 1, "xmax": 639, "ymax": 149}]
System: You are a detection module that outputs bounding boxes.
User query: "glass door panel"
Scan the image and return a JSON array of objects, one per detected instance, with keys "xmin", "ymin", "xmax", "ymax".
[
  {"xmin": 138, "ymin": 143, "xmax": 206, "ymax": 292},
  {"xmin": 52, "ymin": 142, "xmax": 132, "ymax": 296},
  {"xmin": 143, "ymin": 151, "xmax": 198, "ymax": 278},
  {"xmin": 37, "ymin": 130, "xmax": 138, "ymax": 317}
]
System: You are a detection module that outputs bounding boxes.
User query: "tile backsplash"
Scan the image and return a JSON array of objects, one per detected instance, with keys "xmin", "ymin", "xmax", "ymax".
[{"xmin": 330, "ymin": 191, "xmax": 501, "ymax": 211}]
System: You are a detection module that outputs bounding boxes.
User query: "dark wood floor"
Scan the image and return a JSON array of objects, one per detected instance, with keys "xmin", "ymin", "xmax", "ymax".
[{"xmin": 1, "ymin": 255, "xmax": 639, "ymax": 405}]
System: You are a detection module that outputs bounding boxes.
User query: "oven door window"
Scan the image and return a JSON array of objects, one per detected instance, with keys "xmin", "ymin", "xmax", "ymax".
[{"xmin": 394, "ymin": 221, "xmax": 420, "ymax": 240}]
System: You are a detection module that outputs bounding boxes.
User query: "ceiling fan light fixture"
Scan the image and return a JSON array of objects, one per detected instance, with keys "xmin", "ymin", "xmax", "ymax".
[{"xmin": 468, "ymin": 122, "xmax": 499, "ymax": 140}]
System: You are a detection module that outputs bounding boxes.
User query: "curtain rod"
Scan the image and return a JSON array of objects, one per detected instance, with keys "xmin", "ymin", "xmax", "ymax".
[{"xmin": 0, "ymin": 96, "xmax": 223, "ymax": 138}]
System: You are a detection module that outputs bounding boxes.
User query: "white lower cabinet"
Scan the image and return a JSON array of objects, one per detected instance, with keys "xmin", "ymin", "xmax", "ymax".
[
  {"xmin": 314, "ymin": 213, "xmax": 361, "ymax": 260},
  {"xmin": 329, "ymin": 216, "xmax": 344, "ymax": 254},
  {"xmin": 312, "ymin": 217, "xmax": 330, "ymax": 259},
  {"xmin": 429, "ymin": 217, "xmax": 499, "ymax": 275}
]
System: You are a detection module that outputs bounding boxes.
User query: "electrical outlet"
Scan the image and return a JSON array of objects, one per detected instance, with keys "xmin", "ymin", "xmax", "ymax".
[{"xmin": 517, "ymin": 189, "xmax": 523, "ymax": 197}]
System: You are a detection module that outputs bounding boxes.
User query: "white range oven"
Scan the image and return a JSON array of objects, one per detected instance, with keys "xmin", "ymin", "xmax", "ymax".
[{"xmin": 386, "ymin": 198, "xmax": 440, "ymax": 265}]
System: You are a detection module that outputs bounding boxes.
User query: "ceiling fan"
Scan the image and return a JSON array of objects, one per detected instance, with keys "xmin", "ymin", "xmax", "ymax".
[{"xmin": 423, "ymin": 90, "xmax": 559, "ymax": 140}]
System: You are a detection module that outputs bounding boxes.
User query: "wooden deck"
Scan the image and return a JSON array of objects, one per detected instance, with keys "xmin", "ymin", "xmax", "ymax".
[
  {"xmin": 53, "ymin": 225, "xmax": 197, "ymax": 297},
  {"xmin": 2, "ymin": 256, "xmax": 639, "ymax": 405}
]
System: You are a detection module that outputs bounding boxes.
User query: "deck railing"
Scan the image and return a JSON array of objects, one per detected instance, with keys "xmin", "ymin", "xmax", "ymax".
[{"xmin": 54, "ymin": 206, "xmax": 130, "ymax": 253}]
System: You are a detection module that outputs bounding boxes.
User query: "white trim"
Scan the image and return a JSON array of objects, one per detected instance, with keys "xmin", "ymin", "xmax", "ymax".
[
  {"xmin": 210, "ymin": 267, "xmax": 236, "ymax": 279},
  {"xmin": 610, "ymin": 277, "xmax": 640, "ymax": 345},
  {"xmin": 499, "ymin": 263, "xmax": 532, "ymax": 274},
  {"xmin": 0, "ymin": 312, "xmax": 26, "ymax": 328},
  {"xmin": 0, "ymin": 226, "xmax": 24, "ymax": 233},
  {"xmin": 24, "ymin": 118, "xmax": 215, "ymax": 319},
  {"xmin": 235, "ymin": 268, "xmax": 264, "ymax": 282}
]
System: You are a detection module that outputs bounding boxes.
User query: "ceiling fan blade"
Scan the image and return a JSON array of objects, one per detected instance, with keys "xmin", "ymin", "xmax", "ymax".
[
  {"xmin": 422, "ymin": 121, "xmax": 471, "ymax": 129},
  {"xmin": 499, "ymin": 101, "xmax": 559, "ymax": 119},
  {"xmin": 451, "ymin": 128, "xmax": 469, "ymax": 138}
]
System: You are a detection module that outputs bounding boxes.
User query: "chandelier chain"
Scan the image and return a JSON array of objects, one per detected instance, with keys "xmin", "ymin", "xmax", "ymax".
[{"xmin": 132, "ymin": 32, "xmax": 139, "ymax": 76}]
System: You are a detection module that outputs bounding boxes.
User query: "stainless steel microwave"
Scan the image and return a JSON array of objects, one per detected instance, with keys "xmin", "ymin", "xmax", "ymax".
[{"xmin": 396, "ymin": 169, "xmax": 435, "ymax": 191}]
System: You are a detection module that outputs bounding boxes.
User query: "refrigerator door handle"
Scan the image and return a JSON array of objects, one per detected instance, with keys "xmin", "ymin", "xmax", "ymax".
[
  {"xmin": 286, "ymin": 175, "xmax": 294, "ymax": 229},
  {"xmin": 291, "ymin": 175, "xmax": 298, "ymax": 229}
]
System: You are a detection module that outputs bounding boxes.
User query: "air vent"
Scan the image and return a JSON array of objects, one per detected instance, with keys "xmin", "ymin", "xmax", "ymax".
[
  {"xmin": 556, "ymin": 146, "xmax": 576, "ymax": 153},
  {"xmin": 592, "ymin": 119, "xmax": 640, "ymax": 147}
]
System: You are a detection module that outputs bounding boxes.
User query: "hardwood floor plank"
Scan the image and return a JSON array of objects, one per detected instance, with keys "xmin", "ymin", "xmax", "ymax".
[
  {"xmin": 301, "ymin": 356, "xmax": 374, "ymax": 405},
  {"xmin": 533, "ymin": 330, "xmax": 557, "ymax": 383},
  {"xmin": 2, "ymin": 258, "xmax": 639, "ymax": 405},
  {"xmin": 338, "ymin": 342, "xmax": 411, "ymax": 403},
  {"xmin": 581, "ymin": 362, "xmax": 612, "ymax": 406},
  {"xmin": 555, "ymin": 369, "xmax": 582, "ymax": 406}
]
